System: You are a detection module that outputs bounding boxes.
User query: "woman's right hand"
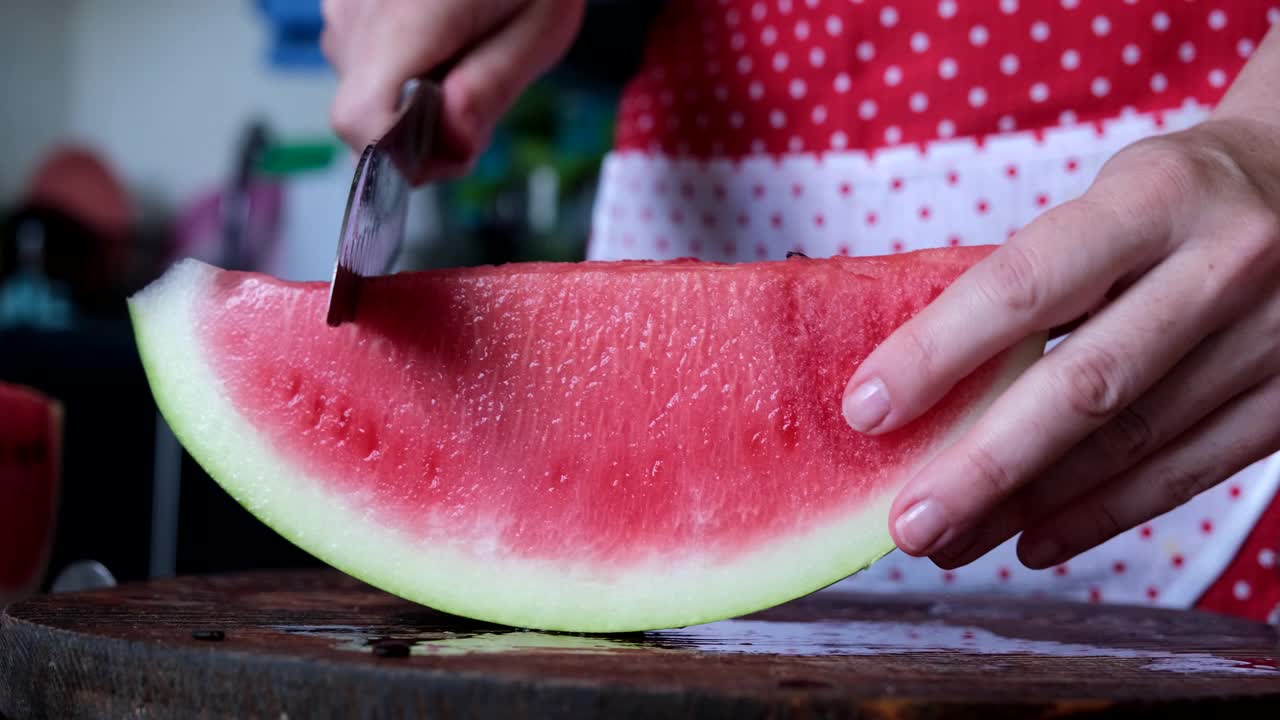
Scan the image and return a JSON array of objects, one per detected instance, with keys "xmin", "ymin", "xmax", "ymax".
[{"xmin": 321, "ymin": 0, "xmax": 585, "ymax": 180}]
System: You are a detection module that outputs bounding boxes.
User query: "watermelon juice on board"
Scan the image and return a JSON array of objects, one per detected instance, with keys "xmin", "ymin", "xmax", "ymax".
[{"xmin": 316, "ymin": 0, "xmax": 1280, "ymax": 626}]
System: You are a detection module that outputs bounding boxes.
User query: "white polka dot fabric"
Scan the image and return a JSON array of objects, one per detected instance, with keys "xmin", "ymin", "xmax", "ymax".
[
  {"xmin": 835, "ymin": 457, "xmax": 1279, "ymax": 612},
  {"xmin": 585, "ymin": 0, "xmax": 1280, "ymax": 619},
  {"xmin": 590, "ymin": 102, "xmax": 1207, "ymax": 262}
]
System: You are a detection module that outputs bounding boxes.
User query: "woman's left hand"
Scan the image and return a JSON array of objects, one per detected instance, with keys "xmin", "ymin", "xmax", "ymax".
[{"xmin": 841, "ymin": 29, "xmax": 1280, "ymax": 571}]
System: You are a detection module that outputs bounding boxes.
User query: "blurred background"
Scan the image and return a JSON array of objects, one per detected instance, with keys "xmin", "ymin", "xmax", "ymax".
[{"xmin": 1, "ymin": 0, "xmax": 659, "ymax": 593}]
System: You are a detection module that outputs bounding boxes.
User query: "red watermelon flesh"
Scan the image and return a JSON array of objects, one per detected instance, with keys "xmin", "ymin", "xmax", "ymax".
[
  {"xmin": 128, "ymin": 248, "xmax": 1043, "ymax": 631},
  {"xmin": 0, "ymin": 382, "xmax": 61, "ymax": 605}
]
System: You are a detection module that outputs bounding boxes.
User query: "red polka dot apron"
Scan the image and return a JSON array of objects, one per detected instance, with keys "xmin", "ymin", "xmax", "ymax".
[{"xmin": 586, "ymin": 0, "xmax": 1280, "ymax": 623}]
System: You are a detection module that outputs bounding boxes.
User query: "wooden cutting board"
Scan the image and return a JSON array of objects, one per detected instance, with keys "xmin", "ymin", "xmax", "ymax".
[{"xmin": 2, "ymin": 569, "xmax": 1278, "ymax": 719}]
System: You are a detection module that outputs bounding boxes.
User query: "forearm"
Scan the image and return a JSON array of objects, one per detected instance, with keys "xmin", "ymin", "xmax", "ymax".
[{"xmin": 1214, "ymin": 24, "xmax": 1280, "ymax": 125}]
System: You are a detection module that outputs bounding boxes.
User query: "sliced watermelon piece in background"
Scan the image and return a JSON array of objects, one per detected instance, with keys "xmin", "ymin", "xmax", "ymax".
[
  {"xmin": 0, "ymin": 382, "xmax": 62, "ymax": 606},
  {"xmin": 128, "ymin": 248, "xmax": 1043, "ymax": 632}
]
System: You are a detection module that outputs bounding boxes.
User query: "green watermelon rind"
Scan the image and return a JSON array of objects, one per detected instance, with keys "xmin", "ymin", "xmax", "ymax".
[{"xmin": 128, "ymin": 258, "xmax": 1043, "ymax": 633}]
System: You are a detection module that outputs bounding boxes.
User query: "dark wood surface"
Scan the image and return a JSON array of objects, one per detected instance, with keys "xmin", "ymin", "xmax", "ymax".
[{"xmin": 2, "ymin": 570, "xmax": 1278, "ymax": 719}]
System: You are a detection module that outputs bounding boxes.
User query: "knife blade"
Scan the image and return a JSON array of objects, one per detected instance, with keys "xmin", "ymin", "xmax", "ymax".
[{"xmin": 326, "ymin": 79, "xmax": 443, "ymax": 327}]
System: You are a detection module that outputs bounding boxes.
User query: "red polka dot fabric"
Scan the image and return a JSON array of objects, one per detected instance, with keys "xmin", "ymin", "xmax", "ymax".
[
  {"xmin": 586, "ymin": 0, "xmax": 1280, "ymax": 625},
  {"xmin": 613, "ymin": 0, "xmax": 1271, "ymax": 157}
]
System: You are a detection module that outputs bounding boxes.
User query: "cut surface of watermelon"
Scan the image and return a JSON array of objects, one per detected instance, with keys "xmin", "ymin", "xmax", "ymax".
[
  {"xmin": 0, "ymin": 382, "xmax": 62, "ymax": 604},
  {"xmin": 128, "ymin": 249, "xmax": 1042, "ymax": 631}
]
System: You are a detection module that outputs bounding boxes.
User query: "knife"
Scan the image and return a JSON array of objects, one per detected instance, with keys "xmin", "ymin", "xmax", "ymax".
[{"xmin": 325, "ymin": 79, "xmax": 443, "ymax": 327}]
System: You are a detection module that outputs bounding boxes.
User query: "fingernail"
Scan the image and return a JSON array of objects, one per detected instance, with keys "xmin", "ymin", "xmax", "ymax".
[
  {"xmin": 1022, "ymin": 537, "xmax": 1061, "ymax": 569},
  {"xmin": 843, "ymin": 378, "xmax": 890, "ymax": 432},
  {"xmin": 894, "ymin": 499, "xmax": 948, "ymax": 555}
]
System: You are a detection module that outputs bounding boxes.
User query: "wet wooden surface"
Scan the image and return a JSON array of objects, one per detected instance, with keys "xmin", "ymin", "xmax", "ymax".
[{"xmin": 2, "ymin": 570, "xmax": 1278, "ymax": 719}]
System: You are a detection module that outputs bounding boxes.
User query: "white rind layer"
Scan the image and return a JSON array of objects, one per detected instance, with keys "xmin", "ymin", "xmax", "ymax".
[{"xmin": 129, "ymin": 258, "xmax": 1043, "ymax": 632}]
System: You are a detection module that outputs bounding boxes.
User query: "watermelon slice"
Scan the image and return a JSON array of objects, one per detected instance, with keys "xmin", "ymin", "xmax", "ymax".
[
  {"xmin": 127, "ymin": 248, "xmax": 1043, "ymax": 632},
  {"xmin": 0, "ymin": 382, "xmax": 62, "ymax": 606}
]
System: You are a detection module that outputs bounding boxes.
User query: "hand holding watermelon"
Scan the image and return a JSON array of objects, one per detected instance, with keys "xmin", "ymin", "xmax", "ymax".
[
  {"xmin": 845, "ymin": 71, "xmax": 1280, "ymax": 574},
  {"xmin": 320, "ymin": 0, "xmax": 584, "ymax": 180}
]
